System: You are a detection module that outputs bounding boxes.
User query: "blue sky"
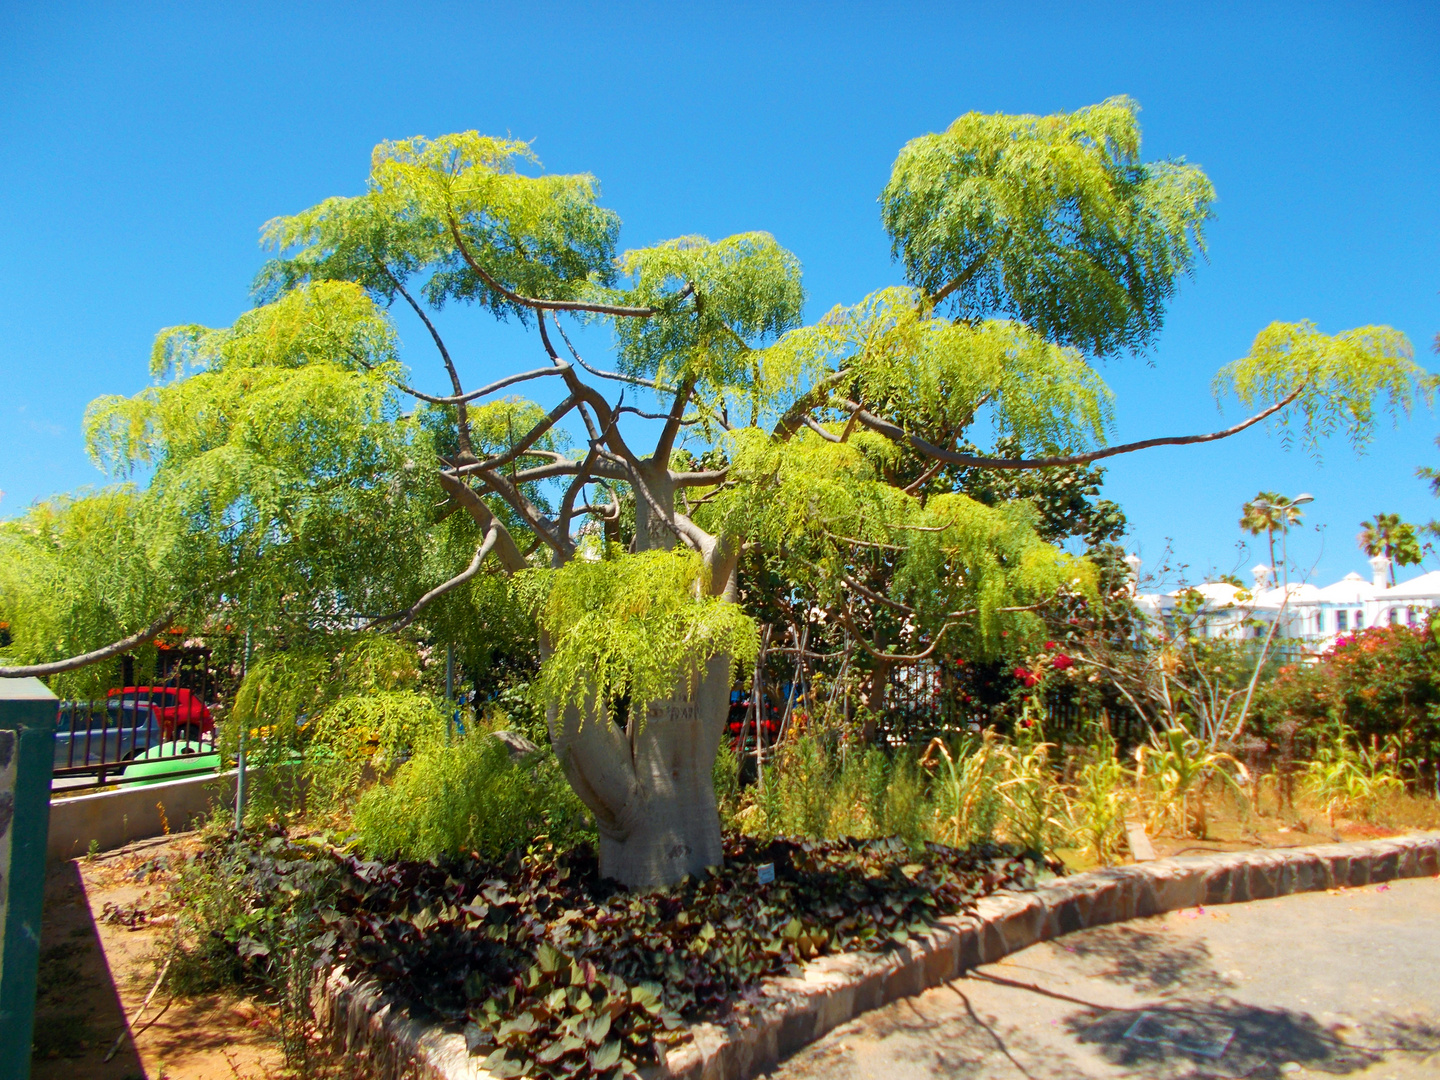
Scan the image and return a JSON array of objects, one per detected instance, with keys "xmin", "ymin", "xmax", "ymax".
[{"xmin": 2, "ymin": 2, "xmax": 1437, "ymax": 589}]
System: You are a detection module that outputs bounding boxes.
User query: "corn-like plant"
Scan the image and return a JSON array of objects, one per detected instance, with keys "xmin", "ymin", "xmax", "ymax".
[
  {"xmin": 920, "ymin": 732, "xmax": 1004, "ymax": 847},
  {"xmin": 995, "ymin": 734, "xmax": 1072, "ymax": 855},
  {"xmin": 1068, "ymin": 737, "xmax": 1132, "ymax": 866},
  {"xmin": 1135, "ymin": 726, "xmax": 1247, "ymax": 838},
  {"xmin": 1304, "ymin": 728, "xmax": 1406, "ymax": 826}
]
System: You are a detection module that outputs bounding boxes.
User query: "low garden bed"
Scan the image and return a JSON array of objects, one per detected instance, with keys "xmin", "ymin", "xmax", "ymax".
[{"xmin": 186, "ymin": 828, "xmax": 1053, "ymax": 1080}]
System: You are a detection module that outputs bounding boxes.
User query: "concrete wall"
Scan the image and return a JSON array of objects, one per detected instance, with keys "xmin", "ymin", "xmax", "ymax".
[{"xmin": 47, "ymin": 770, "xmax": 237, "ymax": 862}]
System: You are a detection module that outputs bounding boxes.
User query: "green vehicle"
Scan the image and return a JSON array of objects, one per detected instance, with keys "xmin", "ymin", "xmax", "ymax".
[{"xmin": 121, "ymin": 740, "xmax": 222, "ymax": 785}]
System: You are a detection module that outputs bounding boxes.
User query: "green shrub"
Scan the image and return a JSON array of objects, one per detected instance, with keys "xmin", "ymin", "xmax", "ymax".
[
  {"xmin": 741, "ymin": 735, "xmax": 935, "ymax": 849},
  {"xmin": 353, "ymin": 732, "xmax": 592, "ymax": 861},
  {"xmin": 1258, "ymin": 625, "xmax": 1440, "ymax": 785}
]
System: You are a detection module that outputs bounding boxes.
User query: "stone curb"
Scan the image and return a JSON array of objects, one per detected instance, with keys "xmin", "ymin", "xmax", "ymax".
[{"xmin": 315, "ymin": 833, "xmax": 1440, "ymax": 1080}]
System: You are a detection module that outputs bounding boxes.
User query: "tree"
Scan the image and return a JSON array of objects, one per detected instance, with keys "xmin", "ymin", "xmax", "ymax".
[
  {"xmin": 1240, "ymin": 492, "xmax": 1307, "ymax": 575},
  {"xmin": 1357, "ymin": 513, "xmax": 1421, "ymax": 583},
  {"xmin": 2, "ymin": 101, "xmax": 1427, "ymax": 888}
]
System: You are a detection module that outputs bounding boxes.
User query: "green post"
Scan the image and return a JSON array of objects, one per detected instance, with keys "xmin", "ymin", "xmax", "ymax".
[{"xmin": 0, "ymin": 677, "xmax": 56, "ymax": 1080}]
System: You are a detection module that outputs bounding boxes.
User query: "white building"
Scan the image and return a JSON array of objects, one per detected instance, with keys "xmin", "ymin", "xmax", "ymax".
[{"xmin": 1129, "ymin": 553, "xmax": 1440, "ymax": 651}]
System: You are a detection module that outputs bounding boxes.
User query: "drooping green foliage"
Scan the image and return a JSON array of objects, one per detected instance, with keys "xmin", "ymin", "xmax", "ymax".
[
  {"xmin": 79, "ymin": 281, "xmax": 448, "ymax": 650},
  {"xmin": 704, "ymin": 427, "xmax": 1097, "ymax": 656},
  {"xmin": 353, "ymin": 731, "xmax": 592, "ymax": 862},
  {"xmin": 763, "ymin": 286, "xmax": 1114, "ymax": 452},
  {"xmin": 522, "ymin": 548, "xmax": 759, "ymax": 718},
  {"xmin": 261, "ymin": 133, "xmax": 621, "ymax": 321},
  {"xmin": 881, "ymin": 96, "xmax": 1214, "ymax": 356},
  {"xmin": 230, "ymin": 636, "xmax": 440, "ymax": 765},
  {"xmin": 0, "ymin": 488, "xmax": 174, "ymax": 697},
  {"xmin": 606, "ymin": 233, "xmax": 806, "ymax": 392},
  {"xmin": 1215, "ymin": 320, "xmax": 1424, "ymax": 453}
]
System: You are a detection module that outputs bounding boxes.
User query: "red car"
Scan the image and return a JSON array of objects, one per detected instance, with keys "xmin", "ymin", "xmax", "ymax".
[{"xmin": 106, "ymin": 686, "xmax": 214, "ymax": 741}]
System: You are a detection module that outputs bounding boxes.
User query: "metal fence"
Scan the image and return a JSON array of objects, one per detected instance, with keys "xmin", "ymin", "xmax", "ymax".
[{"xmin": 51, "ymin": 647, "xmax": 220, "ymax": 789}]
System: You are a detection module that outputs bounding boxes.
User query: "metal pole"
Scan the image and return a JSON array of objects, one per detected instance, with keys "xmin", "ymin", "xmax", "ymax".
[
  {"xmin": 445, "ymin": 644, "xmax": 455, "ymax": 745},
  {"xmin": 235, "ymin": 627, "xmax": 250, "ymax": 832}
]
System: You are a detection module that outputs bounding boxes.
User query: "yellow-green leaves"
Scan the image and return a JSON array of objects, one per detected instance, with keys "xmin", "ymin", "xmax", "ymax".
[
  {"xmin": 523, "ymin": 549, "xmax": 759, "ymax": 719},
  {"xmin": 366, "ymin": 132, "xmax": 621, "ymax": 317},
  {"xmin": 881, "ymin": 97, "xmax": 1213, "ymax": 356},
  {"xmin": 606, "ymin": 233, "xmax": 805, "ymax": 399},
  {"xmin": 763, "ymin": 288, "xmax": 1113, "ymax": 453},
  {"xmin": 77, "ymin": 281, "xmax": 440, "ymax": 653},
  {"xmin": 1214, "ymin": 321, "xmax": 1422, "ymax": 452},
  {"xmin": 0, "ymin": 489, "xmax": 177, "ymax": 698},
  {"xmin": 149, "ymin": 281, "xmax": 397, "ymax": 378},
  {"xmin": 703, "ymin": 428, "xmax": 1095, "ymax": 655}
]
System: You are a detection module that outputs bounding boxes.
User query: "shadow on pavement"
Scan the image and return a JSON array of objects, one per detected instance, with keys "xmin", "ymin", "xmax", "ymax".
[
  {"xmin": 1063, "ymin": 924, "xmax": 1236, "ymax": 997},
  {"xmin": 1068, "ymin": 998, "xmax": 1379, "ymax": 1076},
  {"xmin": 31, "ymin": 859, "xmax": 148, "ymax": 1080}
]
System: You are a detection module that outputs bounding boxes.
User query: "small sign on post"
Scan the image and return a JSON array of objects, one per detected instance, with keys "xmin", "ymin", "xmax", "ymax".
[
  {"xmin": 756, "ymin": 862, "xmax": 775, "ymax": 885},
  {"xmin": 0, "ymin": 676, "xmax": 57, "ymax": 1080}
]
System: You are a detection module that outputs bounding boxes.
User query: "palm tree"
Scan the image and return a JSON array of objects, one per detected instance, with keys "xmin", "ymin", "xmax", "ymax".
[
  {"xmin": 1241, "ymin": 492, "xmax": 1306, "ymax": 576},
  {"xmin": 1358, "ymin": 513, "xmax": 1421, "ymax": 584}
]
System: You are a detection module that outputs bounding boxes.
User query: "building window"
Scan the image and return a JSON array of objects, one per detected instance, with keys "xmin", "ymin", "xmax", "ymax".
[
  {"xmin": 1314, "ymin": 611, "xmax": 1324, "ymax": 633},
  {"xmin": 1390, "ymin": 607, "xmax": 1400, "ymax": 625},
  {"xmin": 1355, "ymin": 610, "xmax": 1364, "ymax": 630},
  {"xmin": 1336, "ymin": 610, "xmax": 1348, "ymax": 632}
]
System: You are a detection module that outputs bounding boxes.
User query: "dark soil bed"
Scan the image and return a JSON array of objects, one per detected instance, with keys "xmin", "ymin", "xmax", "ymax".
[{"xmin": 211, "ymin": 830, "xmax": 1052, "ymax": 1079}]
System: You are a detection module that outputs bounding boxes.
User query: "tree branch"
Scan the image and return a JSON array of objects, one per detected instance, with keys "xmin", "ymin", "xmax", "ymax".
[
  {"xmin": 447, "ymin": 216, "xmax": 660, "ymax": 318},
  {"xmin": 773, "ymin": 369, "xmax": 855, "ymax": 440},
  {"xmin": 654, "ymin": 375, "xmax": 698, "ymax": 464},
  {"xmin": 436, "ymin": 473, "xmax": 530, "ymax": 573},
  {"xmin": 452, "ymin": 394, "xmax": 579, "ymax": 478},
  {"xmin": 0, "ymin": 613, "xmax": 175, "ymax": 678},
  {"xmin": 369, "ymin": 527, "xmax": 501, "ymax": 631},
  {"xmin": 382, "ymin": 265, "xmax": 475, "ymax": 459},
  {"xmin": 552, "ymin": 317, "xmax": 670, "ymax": 391},
  {"xmin": 394, "ymin": 365, "xmax": 566, "ymax": 406},
  {"xmin": 839, "ymin": 387, "xmax": 1305, "ymax": 470}
]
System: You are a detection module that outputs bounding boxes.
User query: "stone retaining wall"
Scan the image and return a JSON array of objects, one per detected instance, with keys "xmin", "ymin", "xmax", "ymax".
[{"xmin": 315, "ymin": 833, "xmax": 1440, "ymax": 1080}]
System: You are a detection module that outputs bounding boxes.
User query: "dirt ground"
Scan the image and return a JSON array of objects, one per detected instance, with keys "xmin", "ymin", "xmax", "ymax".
[
  {"xmin": 31, "ymin": 833, "xmax": 287, "ymax": 1080},
  {"xmin": 1054, "ymin": 788, "xmax": 1440, "ymax": 872}
]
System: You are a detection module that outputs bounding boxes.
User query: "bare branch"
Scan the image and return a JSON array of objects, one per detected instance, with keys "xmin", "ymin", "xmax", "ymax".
[
  {"xmin": 394, "ymin": 365, "xmax": 566, "ymax": 406},
  {"xmin": 0, "ymin": 613, "xmax": 175, "ymax": 678},
  {"xmin": 382, "ymin": 265, "xmax": 476, "ymax": 459},
  {"xmin": 436, "ymin": 473, "xmax": 529, "ymax": 574},
  {"xmin": 452, "ymin": 394, "xmax": 579, "ymax": 477},
  {"xmin": 552, "ymin": 317, "xmax": 668, "ymax": 391},
  {"xmin": 655, "ymin": 374, "xmax": 698, "ymax": 464},
  {"xmin": 838, "ymin": 608, "xmax": 955, "ymax": 664},
  {"xmin": 802, "ymin": 416, "xmax": 843, "ymax": 443},
  {"xmin": 842, "ymin": 572, "xmax": 915, "ymax": 614},
  {"xmin": 447, "ymin": 216, "xmax": 660, "ymax": 318},
  {"xmin": 672, "ymin": 469, "xmax": 729, "ymax": 487},
  {"xmin": 370, "ymin": 527, "xmax": 501, "ymax": 631},
  {"xmin": 823, "ymin": 530, "xmax": 905, "ymax": 552},
  {"xmin": 773, "ymin": 369, "xmax": 855, "ymax": 440},
  {"xmin": 839, "ymin": 387, "xmax": 1306, "ymax": 471}
]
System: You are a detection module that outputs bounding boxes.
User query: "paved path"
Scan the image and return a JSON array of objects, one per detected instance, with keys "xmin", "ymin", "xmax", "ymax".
[{"xmin": 766, "ymin": 875, "xmax": 1440, "ymax": 1079}]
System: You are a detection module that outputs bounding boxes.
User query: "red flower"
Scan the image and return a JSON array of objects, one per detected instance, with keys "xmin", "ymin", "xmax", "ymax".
[
  {"xmin": 1044, "ymin": 641, "xmax": 1056, "ymax": 650},
  {"xmin": 1052, "ymin": 654, "xmax": 1074, "ymax": 671}
]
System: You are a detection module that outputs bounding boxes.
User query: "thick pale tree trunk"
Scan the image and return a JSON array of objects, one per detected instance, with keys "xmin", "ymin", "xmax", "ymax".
[
  {"xmin": 546, "ymin": 457, "xmax": 741, "ymax": 889},
  {"xmin": 550, "ymin": 655, "xmax": 733, "ymax": 888}
]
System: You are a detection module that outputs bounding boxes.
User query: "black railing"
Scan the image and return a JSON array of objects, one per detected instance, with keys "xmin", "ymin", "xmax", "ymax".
[{"xmin": 52, "ymin": 648, "xmax": 220, "ymax": 788}]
